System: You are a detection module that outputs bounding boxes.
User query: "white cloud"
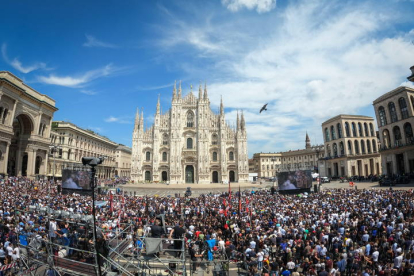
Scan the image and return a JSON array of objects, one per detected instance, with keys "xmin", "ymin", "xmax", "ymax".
[
  {"xmin": 158, "ymin": 0, "xmax": 414, "ymax": 155},
  {"xmin": 221, "ymin": 0, "xmax": 276, "ymax": 13},
  {"xmin": 104, "ymin": 116, "xmax": 132, "ymax": 124},
  {"xmin": 80, "ymin": 89, "xmax": 97, "ymax": 95},
  {"xmin": 83, "ymin": 34, "xmax": 117, "ymax": 48},
  {"xmin": 38, "ymin": 64, "xmax": 114, "ymax": 87},
  {"xmin": 1, "ymin": 43, "xmax": 48, "ymax": 73}
]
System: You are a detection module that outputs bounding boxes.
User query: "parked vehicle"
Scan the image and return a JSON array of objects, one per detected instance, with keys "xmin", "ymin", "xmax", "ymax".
[{"xmin": 320, "ymin": 177, "xmax": 330, "ymax": 183}]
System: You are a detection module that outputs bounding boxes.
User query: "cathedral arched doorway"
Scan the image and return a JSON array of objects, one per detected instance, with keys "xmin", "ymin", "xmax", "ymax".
[
  {"xmin": 229, "ymin": 171, "xmax": 236, "ymax": 182},
  {"xmin": 35, "ymin": 156, "xmax": 42, "ymax": 175},
  {"xmin": 162, "ymin": 171, "xmax": 168, "ymax": 181},
  {"xmin": 145, "ymin": 171, "xmax": 151, "ymax": 182},
  {"xmin": 212, "ymin": 171, "xmax": 219, "ymax": 183},
  {"xmin": 185, "ymin": 165, "xmax": 194, "ymax": 183},
  {"xmin": 22, "ymin": 154, "xmax": 28, "ymax": 176}
]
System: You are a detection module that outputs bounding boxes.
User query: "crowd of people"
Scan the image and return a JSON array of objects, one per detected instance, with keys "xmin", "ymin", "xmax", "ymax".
[{"xmin": 1, "ymin": 175, "xmax": 414, "ymax": 276}]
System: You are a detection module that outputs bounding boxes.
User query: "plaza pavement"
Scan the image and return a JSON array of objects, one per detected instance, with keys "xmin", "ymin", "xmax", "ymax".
[{"xmin": 119, "ymin": 179, "xmax": 414, "ymax": 197}]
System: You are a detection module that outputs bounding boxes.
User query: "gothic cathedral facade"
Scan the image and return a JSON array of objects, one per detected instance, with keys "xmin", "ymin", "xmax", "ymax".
[{"xmin": 131, "ymin": 83, "xmax": 249, "ymax": 184}]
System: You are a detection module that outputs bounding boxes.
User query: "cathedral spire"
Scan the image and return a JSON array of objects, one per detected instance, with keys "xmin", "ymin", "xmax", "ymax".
[
  {"xmin": 203, "ymin": 82, "xmax": 208, "ymax": 100},
  {"xmin": 236, "ymin": 110, "xmax": 240, "ymax": 130},
  {"xmin": 241, "ymin": 110, "xmax": 245, "ymax": 130},
  {"xmin": 134, "ymin": 108, "xmax": 140, "ymax": 131},
  {"xmin": 220, "ymin": 96, "xmax": 224, "ymax": 115},
  {"xmin": 172, "ymin": 80, "xmax": 177, "ymax": 100},
  {"xmin": 178, "ymin": 80, "xmax": 182, "ymax": 98},
  {"xmin": 156, "ymin": 94, "xmax": 160, "ymax": 115},
  {"xmin": 140, "ymin": 108, "xmax": 144, "ymax": 130},
  {"xmin": 198, "ymin": 82, "xmax": 202, "ymax": 100},
  {"xmin": 306, "ymin": 132, "xmax": 311, "ymax": 149}
]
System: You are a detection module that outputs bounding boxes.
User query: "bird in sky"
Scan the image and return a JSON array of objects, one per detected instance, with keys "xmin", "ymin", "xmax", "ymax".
[{"xmin": 260, "ymin": 103, "xmax": 268, "ymax": 113}]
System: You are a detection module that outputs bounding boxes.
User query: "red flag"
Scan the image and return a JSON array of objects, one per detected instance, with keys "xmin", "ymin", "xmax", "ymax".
[
  {"xmin": 238, "ymin": 185, "xmax": 241, "ymax": 215},
  {"xmin": 223, "ymin": 198, "xmax": 226, "ymax": 206}
]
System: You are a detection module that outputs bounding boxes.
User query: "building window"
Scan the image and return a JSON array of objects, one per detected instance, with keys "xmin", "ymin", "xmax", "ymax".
[
  {"xmin": 389, "ymin": 102, "xmax": 398, "ymax": 123},
  {"xmin": 361, "ymin": 140, "xmax": 366, "ymax": 154},
  {"xmin": 325, "ymin": 128, "xmax": 330, "ymax": 142},
  {"xmin": 187, "ymin": 138, "xmax": 193, "ymax": 149},
  {"xmin": 212, "ymin": 134, "xmax": 218, "ymax": 145},
  {"xmin": 162, "ymin": 152, "xmax": 167, "ymax": 162},
  {"xmin": 364, "ymin": 123, "xmax": 369, "ymax": 137},
  {"xmin": 345, "ymin": 122, "xmax": 350, "ymax": 137},
  {"xmin": 378, "ymin": 106, "xmax": 387, "ymax": 126},
  {"xmin": 333, "ymin": 143, "xmax": 338, "ymax": 157},
  {"xmin": 187, "ymin": 111, "xmax": 194, "ymax": 127},
  {"xmin": 358, "ymin": 123, "xmax": 363, "ymax": 137},
  {"xmin": 369, "ymin": 123, "xmax": 374, "ymax": 137},
  {"xmin": 393, "ymin": 126, "xmax": 402, "ymax": 146},
  {"xmin": 339, "ymin": 142, "xmax": 344, "ymax": 155},
  {"xmin": 354, "ymin": 140, "xmax": 360, "ymax": 154},
  {"xmin": 399, "ymin": 97, "xmax": 409, "ymax": 119},
  {"xmin": 372, "ymin": 139, "xmax": 377, "ymax": 152},
  {"xmin": 367, "ymin": 139, "xmax": 371, "ymax": 153},
  {"xmin": 404, "ymin": 122, "xmax": 414, "ymax": 144},
  {"xmin": 327, "ymin": 144, "xmax": 331, "ymax": 157},
  {"xmin": 352, "ymin": 122, "xmax": 357, "ymax": 137},
  {"xmin": 331, "ymin": 126, "xmax": 336, "ymax": 140},
  {"xmin": 337, "ymin": 123, "xmax": 342, "ymax": 138},
  {"xmin": 146, "ymin": 151, "xmax": 151, "ymax": 161},
  {"xmin": 163, "ymin": 134, "xmax": 168, "ymax": 145},
  {"xmin": 229, "ymin": 151, "xmax": 234, "ymax": 161},
  {"xmin": 382, "ymin": 129, "xmax": 391, "ymax": 148},
  {"xmin": 213, "ymin": 151, "xmax": 218, "ymax": 161}
]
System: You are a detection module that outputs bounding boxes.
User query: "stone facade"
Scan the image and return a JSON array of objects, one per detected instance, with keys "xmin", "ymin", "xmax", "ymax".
[
  {"xmin": 252, "ymin": 134, "xmax": 324, "ymax": 177},
  {"xmin": 373, "ymin": 67, "xmax": 414, "ymax": 175},
  {"xmin": 131, "ymin": 83, "xmax": 249, "ymax": 184},
  {"xmin": 0, "ymin": 71, "xmax": 57, "ymax": 178},
  {"xmin": 115, "ymin": 145, "xmax": 131, "ymax": 178},
  {"xmin": 48, "ymin": 121, "xmax": 118, "ymax": 179},
  {"xmin": 321, "ymin": 115, "xmax": 381, "ymax": 177}
]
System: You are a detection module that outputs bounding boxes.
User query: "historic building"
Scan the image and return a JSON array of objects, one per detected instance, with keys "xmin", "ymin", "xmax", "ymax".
[
  {"xmin": 48, "ymin": 121, "xmax": 118, "ymax": 179},
  {"xmin": 115, "ymin": 145, "xmax": 131, "ymax": 178},
  {"xmin": 0, "ymin": 71, "xmax": 57, "ymax": 178},
  {"xmin": 320, "ymin": 115, "xmax": 381, "ymax": 177},
  {"xmin": 251, "ymin": 134, "xmax": 324, "ymax": 178},
  {"xmin": 373, "ymin": 66, "xmax": 414, "ymax": 175},
  {"xmin": 131, "ymin": 83, "xmax": 249, "ymax": 184}
]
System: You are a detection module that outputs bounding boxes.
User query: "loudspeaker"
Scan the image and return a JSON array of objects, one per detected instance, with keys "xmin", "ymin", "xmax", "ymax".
[{"xmin": 314, "ymin": 184, "xmax": 318, "ymax": 193}]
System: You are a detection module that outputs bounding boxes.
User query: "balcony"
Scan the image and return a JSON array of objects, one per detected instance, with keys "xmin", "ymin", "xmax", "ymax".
[{"xmin": 379, "ymin": 139, "xmax": 414, "ymax": 152}]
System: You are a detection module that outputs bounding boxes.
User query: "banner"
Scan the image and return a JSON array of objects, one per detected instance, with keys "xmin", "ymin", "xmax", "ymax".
[{"xmin": 0, "ymin": 262, "xmax": 16, "ymax": 272}]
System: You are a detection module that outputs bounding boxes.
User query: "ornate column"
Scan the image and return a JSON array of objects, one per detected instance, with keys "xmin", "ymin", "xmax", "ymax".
[
  {"xmin": 26, "ymin": 148, "xmax": 37, "ymax": 178},
  {"xmin": 1, "ymin": 142, "xmax": 10, "ymax": 175},
  {"xmin": 9, "ymin": 100, "xmax": 18, "ymax": 127},
  {"xmin": 42, "ymin": 149, "xmax": 49, "ymax": 176}
]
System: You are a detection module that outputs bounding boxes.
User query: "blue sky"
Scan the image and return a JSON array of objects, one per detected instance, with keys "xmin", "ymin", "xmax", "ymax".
[{"xmin": 1, "ymin": 0, "xmax": 414, "ymax": 157}]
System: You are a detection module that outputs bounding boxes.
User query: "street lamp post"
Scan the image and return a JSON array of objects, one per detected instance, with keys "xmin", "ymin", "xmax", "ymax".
[{"xmin": 49, "ymin": 144, "xmax": 61, "ymax": 194}]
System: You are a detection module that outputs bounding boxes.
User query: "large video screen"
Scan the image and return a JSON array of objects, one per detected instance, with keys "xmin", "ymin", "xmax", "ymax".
[
  {"xmin": 62, "ymin": 169, "xmax": 91, "ymax": 191},
  {"xmin": 277, "ymin": 170, "xmax": 312, "ymax": 190}
]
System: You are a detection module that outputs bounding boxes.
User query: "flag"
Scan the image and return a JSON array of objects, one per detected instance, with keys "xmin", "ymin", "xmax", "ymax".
[
  {"xmin": 238, "ymin": 185, "xmax": 241, "ymax": 216},
  {"xmin": 110, "ymin": 193, "xmax": 113, "ymax": 213},
  {"xmin": 246, "ymin": 197, "xmax": 249, "ymax": 213}
]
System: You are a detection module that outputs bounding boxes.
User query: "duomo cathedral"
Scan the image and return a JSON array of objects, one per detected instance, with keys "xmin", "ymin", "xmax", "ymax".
[{"xmin": 131, "ymin": 82, "xmax": 249, "ymax": 184}]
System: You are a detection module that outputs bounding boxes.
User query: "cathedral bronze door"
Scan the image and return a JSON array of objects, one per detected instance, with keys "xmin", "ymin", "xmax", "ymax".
[
  {"xmin": 185, "ymin": 165, "xmax": 194, "ymax": 183},
  {"xmin": 212, "ymin": 171, "xmax": 218, "ymax": 183},
  {"xmin": 229, "ymin": 171, "xmax": 235, "ymax": 182}
]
